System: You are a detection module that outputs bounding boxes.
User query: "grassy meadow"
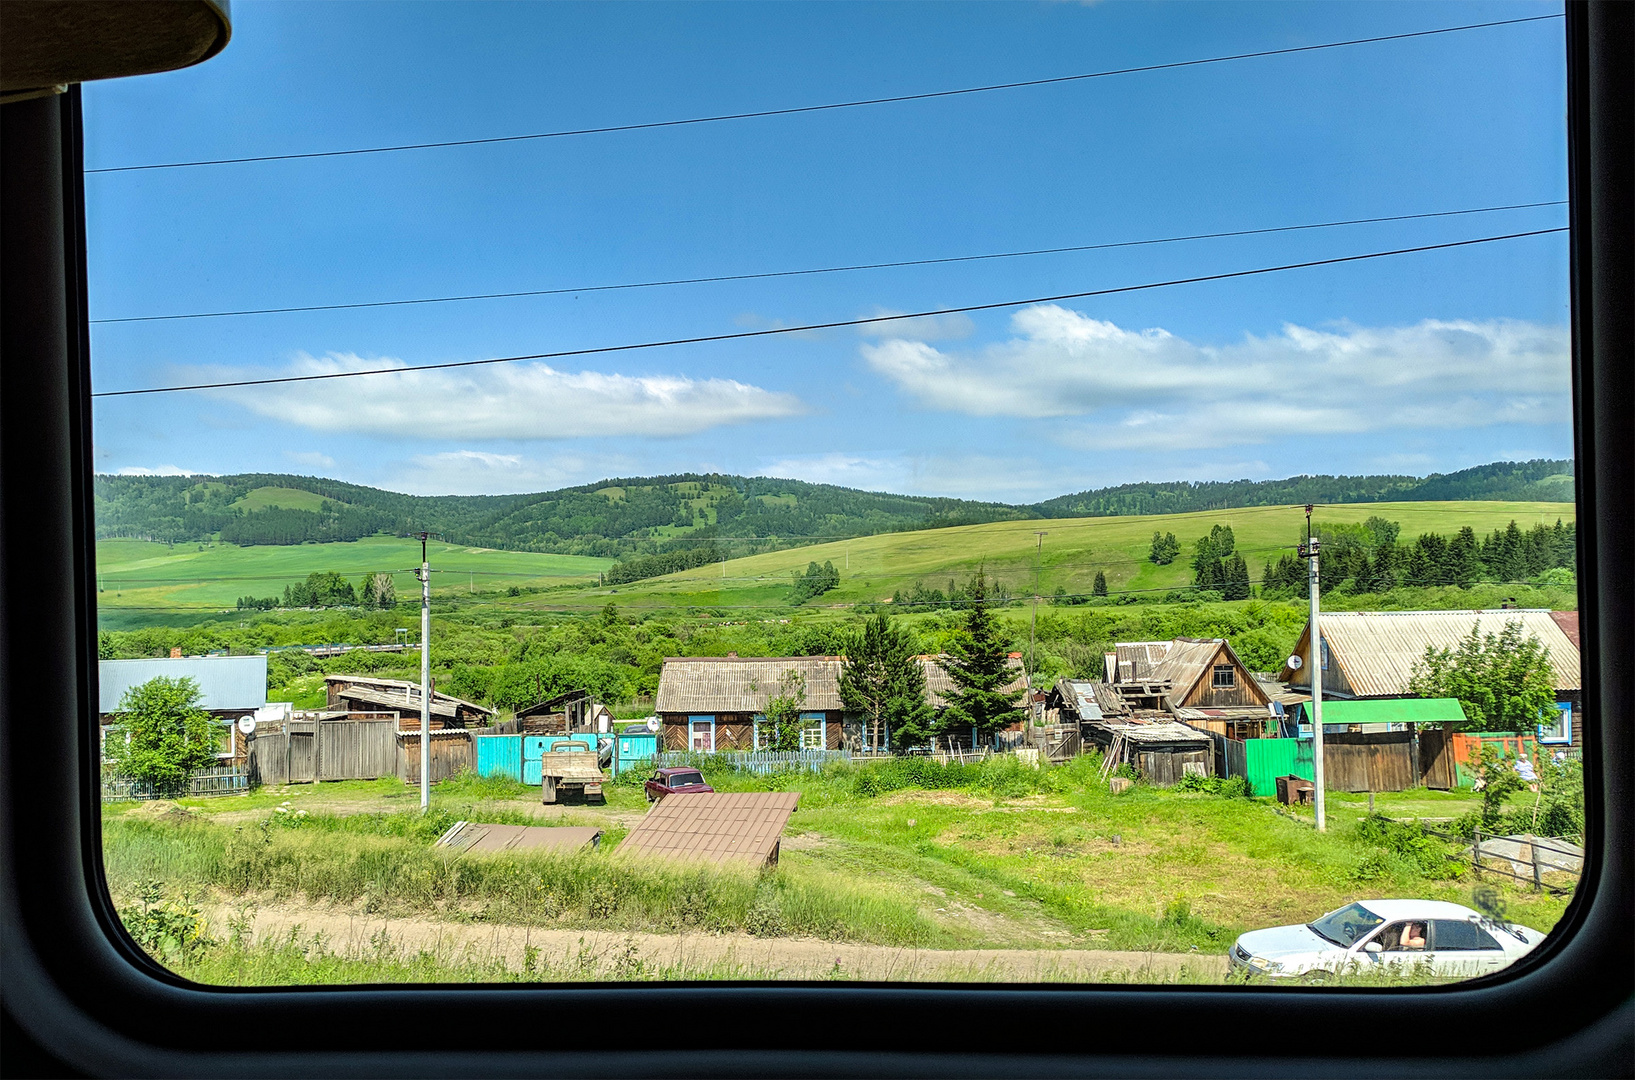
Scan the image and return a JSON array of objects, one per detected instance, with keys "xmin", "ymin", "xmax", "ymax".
[
  {"xmin": 95, "ymin": 536, "xmax": 613, "ymax": 628},
  {"xmin": 94, "ymin": 500, "xmax": 1574, "ymax": 628},
  {"xmin": 105, "ymin": 757, "xmax": 1573, "ymax": 986}
]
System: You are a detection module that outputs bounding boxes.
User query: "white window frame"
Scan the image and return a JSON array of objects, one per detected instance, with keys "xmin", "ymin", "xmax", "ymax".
[
  {"xmin": 1211, "ymin": 664, "xmax": 1236, "ymax": 689},
  {"xmin": 799, "ymin": 711, "xmax": 825, "ymax": 751},
  {"xmin": 688, "ymin": 715, "xmax": 715, "ymax": 753}
]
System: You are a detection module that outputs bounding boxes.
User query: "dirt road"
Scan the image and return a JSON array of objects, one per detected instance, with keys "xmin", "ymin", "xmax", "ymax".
[{"xmin": 204, "ymin": 902, "xmax": 1226, "ymax": 983}]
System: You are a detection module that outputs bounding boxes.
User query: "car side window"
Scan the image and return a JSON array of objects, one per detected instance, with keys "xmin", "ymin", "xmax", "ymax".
[{"xmin": 1431, "ymin": 920, "xmax": 1502, "ymax": 951}]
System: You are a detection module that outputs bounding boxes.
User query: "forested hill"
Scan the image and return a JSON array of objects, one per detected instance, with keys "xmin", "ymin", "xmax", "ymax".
[
  {"xmin": 1034, "ymin": 460, "xmax": 1574, "ymax": 518},
  {"xmin": 92, "ymin": 473, "xmax": 1030, "ymax": 556},
  {"xmin": 94, "ymin": 459, "xmax": 1573, "ymax": 557}
]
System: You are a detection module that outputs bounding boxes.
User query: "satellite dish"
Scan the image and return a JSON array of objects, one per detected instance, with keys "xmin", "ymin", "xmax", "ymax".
[
  {"xmin": 645, "ymin": 716, "xmax": 659, "ymax": 733},
  {"xmin": 237, "ymin": 715, "xmax": 257, "ymax": 735},
  {"xmin": 1287, "ymin": 654, "xmax": 1304, "ymax": 671}
]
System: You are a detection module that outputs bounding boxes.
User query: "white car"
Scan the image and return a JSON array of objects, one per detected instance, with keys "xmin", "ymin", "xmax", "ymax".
[{"xmin": 1229, "ymin": 899, "xmax": 1545, "ymax": 980}]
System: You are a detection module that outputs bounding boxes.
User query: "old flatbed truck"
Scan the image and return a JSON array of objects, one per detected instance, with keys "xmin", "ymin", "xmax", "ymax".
[{"xmin": 540, "ymin": 740, "xmax": 605, "ymax": 804}]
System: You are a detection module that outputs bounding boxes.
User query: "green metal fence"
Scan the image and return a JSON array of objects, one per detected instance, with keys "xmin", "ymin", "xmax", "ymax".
[{"xmin": 1242, "ymin": 738, "xmax": 1314, "ymax": 797}]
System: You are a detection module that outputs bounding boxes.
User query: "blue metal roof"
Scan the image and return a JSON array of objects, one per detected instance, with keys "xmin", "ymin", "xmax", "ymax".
[{"xmin": 98, "ymin": 656, "xmax": 268, "ymax": 713}]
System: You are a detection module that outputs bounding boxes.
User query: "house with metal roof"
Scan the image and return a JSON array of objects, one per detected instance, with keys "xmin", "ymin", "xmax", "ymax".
[
  {"xmin": 654, "ymin": 655, "xmax": 845, "ymax": 753},
  {"xmin": 1105, "ymin": 638, "xmax": 1273, "ymax": 741},
  {"xmin": 1277, "ymin": 609, "xmax": 1583, "ymax": 749}
]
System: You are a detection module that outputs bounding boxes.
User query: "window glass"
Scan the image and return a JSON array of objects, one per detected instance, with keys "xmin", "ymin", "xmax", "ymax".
[
  {"xmin": 1432, "ymin": 920, "xmax": 1502, "ymax": 951},
  {"xmin": 86, "ymin": 2, "xmax": 1580, "ymax": 989}
]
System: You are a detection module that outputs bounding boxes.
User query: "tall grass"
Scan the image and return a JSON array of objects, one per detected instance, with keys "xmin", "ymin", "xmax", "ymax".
[{"xmin": 101, "ymin": 813, "xmax": 945, "ymax": 946}]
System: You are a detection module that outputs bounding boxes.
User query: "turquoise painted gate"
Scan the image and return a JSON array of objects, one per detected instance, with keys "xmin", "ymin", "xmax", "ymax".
[
  {"xmin": 612, "ymin": 729, "xmax": 657, "ymax": 775},
  {"xmin": 475, "ymin": 734, "xmax": 523, "ymax": 781},
  {"xmin": 522, "ymin": 735, "xmax": 597, "ymax": 786}
]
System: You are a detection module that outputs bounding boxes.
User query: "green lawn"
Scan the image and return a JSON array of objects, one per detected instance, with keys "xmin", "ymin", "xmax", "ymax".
[
  {"xmin": 229, "ymin": 485, "xmax": 332, "ymax": 513},
  {"xmin": 103, "ymin": 758, "xmax": 1572, "ymax": 989},
  {"xmin": 94, "ymin": 536, "xmax": 614, "ymax": 622}
]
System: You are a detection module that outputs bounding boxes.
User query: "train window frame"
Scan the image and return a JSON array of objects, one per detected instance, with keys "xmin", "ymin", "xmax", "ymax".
[{"xmin": 1, "ymin": 6, "xmax": 1630, "ymax": 1076}]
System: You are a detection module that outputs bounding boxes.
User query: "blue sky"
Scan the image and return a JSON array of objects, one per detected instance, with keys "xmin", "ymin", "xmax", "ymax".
[{"xmin": 84, "ymin": 1, "xmax": 1570, "ymax": 502}]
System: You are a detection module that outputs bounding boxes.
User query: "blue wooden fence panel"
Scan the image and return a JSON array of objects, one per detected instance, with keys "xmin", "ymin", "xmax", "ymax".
[
  {"xmin": 475, "ymin": 734, "xmax": 524, "ymax": 781},
  {"xmin": 522, "ymin": 735, "xmax": 598, "ymax": 786}
]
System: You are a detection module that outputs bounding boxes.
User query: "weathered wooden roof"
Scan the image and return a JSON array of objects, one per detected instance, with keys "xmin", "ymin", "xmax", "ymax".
[
  {"xmin": 1148, "ymin": 638, "xmax": 1266, "ymax": 706},
  {"xmin": 921, "ymin": 653, "xmax": 1029, "ymax": 710},
  {"xmin": 1103, "ymin": 721, "xmax": 1213, "ymax": 747},
  {"xmin": 435, "ymin": 822, "xmax": 602, "ymax": 854},
  {"xmin": 618, "ymin": 791, "xmax": 800, "ymax": 866},
  {"xmin": 1278, "ymin": 609, "xmax": 1581, "ymax": 696},
  {"xmin": 655, "ymin": 657, "xmax": 844, "ymax": 713},
  {"xmin": 325, "ymin": 675, "xmax": 493, "ymax": 716},
  {"xmin": 1110, "ymin": 642, "xmax": 1170, "ymax": 682}
]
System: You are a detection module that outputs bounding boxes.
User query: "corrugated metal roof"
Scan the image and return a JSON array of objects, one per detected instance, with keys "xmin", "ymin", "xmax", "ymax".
[
  {"xmin": 1313, "ymin": 698, "xmax": 1467, "ymax": 725},
  {"xmin": 1105, "ymin": 721, "xmax": 1213, "ymax": 747},
  {"xmin": 1549, "ymin": 610, "xmax": 1580, "ymax": 648},
  {"xmin": 655, "ymin": 657, "xmax": 845, "ymax": 713},
  {"xmin": 920, "ymin": 654, "xmax": 1029, "ymax": 710},
  {"xmin": 1111, "ymin": 642, "xmax": 1170, "ymax": 682},
  {"xmin": 435, "ymin": 822, "xmax": 603, "ymax": 854},
  {"xmin": 1281, "ymin": 609, "xmax": 1581, "ymax": 697},
  {"xmin": 99, "ymin": 656, "xmax": 267, "ymax": 713},
  {"xmin": 1053, "ymin": 679, "xmax": 1104, "ymax": 720},
  {"xmin": 618, "ymin": 791, "xmax": 800, "ymax": 866}
]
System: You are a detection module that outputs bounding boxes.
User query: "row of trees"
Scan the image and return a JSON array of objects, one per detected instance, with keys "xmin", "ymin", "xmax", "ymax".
[
  {"xmin": 890, "ymin": 576, "xmax": 1012, "ymax": 612},
  {"xmin": 1262, "ymin": 518, "xmax": 1574, "ymax": 599},
  {"xmin": 236, "ymin": 571, "xmax": 397, "ymax": 611}
]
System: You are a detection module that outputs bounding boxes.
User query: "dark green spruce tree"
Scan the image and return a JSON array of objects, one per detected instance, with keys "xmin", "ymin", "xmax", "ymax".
[
  {"xmin": 1092, "ymin": 570, "xmax": 1108, "ymax": 597},
  {"xmin": 939, "ymin": 569, "xmax": 1023, "ymax": 744},
  {"xmin": 839, "ymin": 614, "xmax": 934, "ymax": 750}
]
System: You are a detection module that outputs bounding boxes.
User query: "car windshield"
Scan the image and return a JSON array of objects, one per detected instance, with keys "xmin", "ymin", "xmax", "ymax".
[
  {"xmin": 669, "ymin": 771, "xmax": 704, "ymax": 786},
  {"xmin": 1308, "ymin": 903, "xmax": 1385, "ymax": 947}
]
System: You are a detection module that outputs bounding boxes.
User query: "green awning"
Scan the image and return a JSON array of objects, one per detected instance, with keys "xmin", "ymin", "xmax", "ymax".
[{"xmin": 1308, "ymin": 697, "xmax": 1466, "ymax": 725}]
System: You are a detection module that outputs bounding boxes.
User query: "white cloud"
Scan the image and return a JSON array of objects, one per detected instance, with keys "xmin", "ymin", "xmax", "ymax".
[
  {"xmin": 382, "ymin": 449, "xmax": 637, "ymax": 496},
  {"xmin": 113, "ymin": 464, "xmax": 204, "ymax": 476},
  {"xmin": 209, "ymin": 353, "xmax": 805, "ymax": 439},
  {"xmin": 863, "ymin": 307, "xmax": 1570, "ymax": 450},
  {"xmin": 284, "ymin": 450, "xmax": 335, "ymax": 469},
  {"xmin": 760, "ymin": 451, "xmax": 1092, "ymax": 503}
]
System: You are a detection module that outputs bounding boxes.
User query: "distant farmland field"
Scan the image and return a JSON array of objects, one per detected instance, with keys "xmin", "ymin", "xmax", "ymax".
[
  {"xmin": 95, "ymin": 536, "xmax": 613, "ymax": 625},
  {"xmin": 93, "ymin": 501, "xmax": 1574, "ymax": 626}
]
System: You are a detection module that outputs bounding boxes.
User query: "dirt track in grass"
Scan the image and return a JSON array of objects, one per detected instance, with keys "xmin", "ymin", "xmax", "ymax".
[{"xmin": 201, "ymin": 901, "xmax": 1228, "ymax": 983}]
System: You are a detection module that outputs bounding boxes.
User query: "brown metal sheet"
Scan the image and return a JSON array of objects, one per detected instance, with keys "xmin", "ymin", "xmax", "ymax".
[
  {"xmin": 618, "ymin": 791, "xmax": 800, "ymax": 866},
  {"xmin": 436, "ymin": 822, "xmax": 602, "ymax": 854}
]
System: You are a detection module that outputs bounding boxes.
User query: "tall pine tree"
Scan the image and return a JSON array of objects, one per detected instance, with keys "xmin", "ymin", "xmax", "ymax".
[
  {"xmin": 939, "ymin": 569, "xmax": 1023, "ymax": 744},
  {"xmin": 1092, "ymin": 570, "xmax": 1108, "ymax": 597},
  {"xmin": 840, "ymin": 614, "xmax": 934, "ymax": 750}
]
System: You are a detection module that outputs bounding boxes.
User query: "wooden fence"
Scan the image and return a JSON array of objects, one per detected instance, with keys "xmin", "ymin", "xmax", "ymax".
[
  {"xmin": 248, "ymin": 719, "xmax": 405, "ymax": 785},
  {"xmin": 101, "ymin": 764, "xmax": 249, "ymax": 801},
  {"xmin": 398, "ymin": 730, "xmax": 474, "ymax": 785},
  {"xmin": 1321, "ymin": 731, "xmax": 1418, "ymax": 793}
]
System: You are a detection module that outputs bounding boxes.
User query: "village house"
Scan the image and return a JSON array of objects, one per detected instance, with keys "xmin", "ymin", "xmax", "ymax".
[
  {"xmin": 1277, "ymin": 609, "xmax": 1584, "ymax": 751},
  {"xmin": 324, "ymin": 674, "xmax": 495, "ymax": 729},
  {"xmin": 653, "ymin": 653, "xmax": 1032, "ymax": 753},
  {"xmin": 1107, "ymin": 638, "xmax": 1274, "ymax": 741},
  {"xmin": 1045, "ymin": 677, "xmax": 1215, "ymax": 785},
  {"xmin": 654, "ymin": 655, "xmax": 845, "ymax": 752},
  {"xmin": 99, "ymin": 654, "xmax": 274, "ymax": 764}
]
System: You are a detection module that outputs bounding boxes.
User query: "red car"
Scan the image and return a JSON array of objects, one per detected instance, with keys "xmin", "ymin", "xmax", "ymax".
[{"xmin": 644, "ymin": 766, "xmax": 714, "ymax": 802}]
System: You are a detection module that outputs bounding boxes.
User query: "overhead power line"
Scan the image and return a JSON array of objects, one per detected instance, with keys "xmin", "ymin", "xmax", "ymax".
[
  {"xmin": 90, "ymin": 227, "xmax": 1567, "ymax": 399},
  {"xmin": 84, "ymin": 14, "xmax": 1563, "ymax": 176},
  {"xmin": 89, "ymin": 199, "xmax": 1566, "ymax": 326}
]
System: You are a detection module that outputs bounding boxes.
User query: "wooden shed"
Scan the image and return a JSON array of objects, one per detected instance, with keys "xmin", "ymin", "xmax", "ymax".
[
  {"xmin": 325, "ymin": 675, "xmax": 494, "ymax": 728},
  {"xmin": 1084, "ymin": 719, "xmax": 1215, "ymax": 786}
]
